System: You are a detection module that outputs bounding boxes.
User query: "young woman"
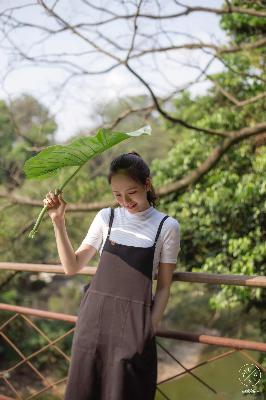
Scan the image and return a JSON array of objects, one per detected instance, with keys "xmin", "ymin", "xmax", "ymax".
[{"xmin": 43, "ymin": 151, "xmax": 181, "ymax": 400}]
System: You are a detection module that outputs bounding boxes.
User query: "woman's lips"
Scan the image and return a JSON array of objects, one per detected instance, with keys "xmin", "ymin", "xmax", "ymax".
[{"xmin": 126, "ymin": 203, "xmax": 137, "ymax": 209}]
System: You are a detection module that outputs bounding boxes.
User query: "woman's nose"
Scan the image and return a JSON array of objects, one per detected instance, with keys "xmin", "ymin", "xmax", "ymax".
[{"xmin": 123, "ymin": 194, "xmax": 131, "ymax": 203}]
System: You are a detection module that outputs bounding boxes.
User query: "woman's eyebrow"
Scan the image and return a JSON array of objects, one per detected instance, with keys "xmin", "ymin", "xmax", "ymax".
[{"xmin": 113, "ymin": 186, "xmax": 138, "ymax": 192}]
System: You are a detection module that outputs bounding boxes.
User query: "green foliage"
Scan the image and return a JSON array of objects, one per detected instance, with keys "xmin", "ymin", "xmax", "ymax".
[
  {"xmin": 152, "ymin": 103, "xmax": 265, "ymax": 312},
  {"xmin": 0, "ymin": 95, "xmax": 57, "ymax": 191},
  {"xmin": 221, "ymin": 1, "xmax": 266, "ymax": 44},
  {"xmin": 152, "ymin": 0, "xmax": 265, "ymax": 312}
]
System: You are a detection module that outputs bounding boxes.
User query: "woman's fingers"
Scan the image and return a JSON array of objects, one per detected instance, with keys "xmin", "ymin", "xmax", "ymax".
[
  {"xmin": 48, "ymin": 190, "xmax": 57, "ymax": 199},
  {"xmin": 43, "ymin": 198, "xmax": 53, "ymax": 208},
  {"xmin": 44, "ymin": 193, "xmax": 56, "ymax": 207},
  {"xmin": 43, "ymin": 189, "xmax": 65, "ymax": 209},
  {"xmin": 46, "ymin": 191, "xmax": 59, "ymax": 203}
]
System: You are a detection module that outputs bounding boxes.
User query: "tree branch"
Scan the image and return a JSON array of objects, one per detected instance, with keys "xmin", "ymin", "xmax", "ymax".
[
  {"xmin": 131, "ymin": 37, "xmax": 266, "ymax": 59},
  {"xmin": 2, "ymin": 123, "xmax": 265, "ymax": 210},
  {"xmin": 158, "ymin": 123, "xmax": 266, "ymax": 196},
  {"xmin": 125, "ymin": 0, "xmax": 143, "ymax": 62},
  {"xmin": 209, "ymin": 77, "xmax": 266, "ymax": 107},
  {"xmin": 37, "ymin": 0, "xmax": 123, "ymax": 63},
  {"xmin": 125, "ymin": 62, "xmax": 228, "ymax": 138},
  {"xmin": 61, "ymin": 4, "xmax": 266, "ymax": 27}
]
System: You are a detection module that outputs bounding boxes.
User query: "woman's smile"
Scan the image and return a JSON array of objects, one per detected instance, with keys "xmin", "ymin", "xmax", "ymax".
[{"xmin": 126, "ymin": 203, "xmax": 137, "ymax": 209}]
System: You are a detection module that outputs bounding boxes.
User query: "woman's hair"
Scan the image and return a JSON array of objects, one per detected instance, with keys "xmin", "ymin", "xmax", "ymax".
[{"xmin": 107, "ymin": 151, "xmax": 158, "ymax": 207}]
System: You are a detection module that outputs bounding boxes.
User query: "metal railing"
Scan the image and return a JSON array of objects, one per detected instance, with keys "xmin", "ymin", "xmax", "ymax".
[{"xmin": 0, "ymin": 262, "xmax": 265, "ymax": 399}]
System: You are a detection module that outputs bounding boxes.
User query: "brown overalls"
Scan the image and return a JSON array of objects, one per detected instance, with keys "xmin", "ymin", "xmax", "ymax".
[{"xmin": 64, "ymin": 207, "xmax": 169, "ymax": 400}]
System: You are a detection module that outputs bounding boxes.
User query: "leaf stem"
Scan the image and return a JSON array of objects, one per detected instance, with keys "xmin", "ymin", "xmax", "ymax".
[{"xmin": 28, "ymin": 164, "xmax": 84, "ymax": 239}]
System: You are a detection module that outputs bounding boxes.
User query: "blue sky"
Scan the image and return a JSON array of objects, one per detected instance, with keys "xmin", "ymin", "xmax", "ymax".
[{"xmin": 0, "ymin": 0, "xmax": 226, "ymax": 142}]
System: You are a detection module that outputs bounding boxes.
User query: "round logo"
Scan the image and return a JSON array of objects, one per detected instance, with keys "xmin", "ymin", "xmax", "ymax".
[{"xmin": 238, "ymin": 363, "xmax": 262, "ymax": 387}]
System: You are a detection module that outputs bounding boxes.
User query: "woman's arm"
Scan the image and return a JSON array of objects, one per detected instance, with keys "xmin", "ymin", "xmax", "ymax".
[
  {"xmin": 151, "ymin": 262, "xmax": 176, "ymax": 332},
  {"xmin": 53, "ymin": 218, "xmax": 79, "ymax": 275},
  {"xmin": 53, "ymin": 220, "xmax": 98, "ymax": 275},
  {"xmin": 43, "ymin": 190, "xmax": 97, "ymax": 275}
]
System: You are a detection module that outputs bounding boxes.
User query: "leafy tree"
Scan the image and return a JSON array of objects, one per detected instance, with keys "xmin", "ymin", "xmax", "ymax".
[
  {"xmin": 0, "ymin": 95, "xmax": 57, "ymax": 191},
  {"xmin": 150, "ymin": 5, "xmax": 265, "ymax": 376}
]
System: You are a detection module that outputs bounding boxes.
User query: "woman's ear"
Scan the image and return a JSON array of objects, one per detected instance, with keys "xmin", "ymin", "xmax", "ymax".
[{"xmin": 145, "ymin": 177, "xmax": 152, "ymax": 191}]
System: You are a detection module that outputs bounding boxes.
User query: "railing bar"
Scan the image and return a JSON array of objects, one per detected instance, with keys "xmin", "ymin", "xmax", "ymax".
[
  {"xmin": 25, "ymin": 376, "xmax": 67, "ymax": 400},
  {"xmin": 173, "ymin": 272, "xmax": 266, "ymax": 287},
  {"xmin": 21, "ymin": 314, "xmax": 72, "ymax": 362},
  {"xmin": 157, "ymin": 341, "xmax": 217, "ymax": 394},
  {"xmin": 0, "ymin": 303, "xmax": 76, "ymax": 323},
  {"xmin": 0, "ymin": 334, "xmax": 62, "ymax": 398},
  {"xmin": 157, "ymin": 349, "xmax": 237, "ymax": 385},
  {"xmin": 0, "ymin": 263, "xmax": 266, "ymax": 287},
  {"xmin": 158, "ymin": 330, "xmax": 266, "ymax": 352},
  {"xmin": 239, "ymin": 349, "xmax": 266, "ymax": 372},
  {"xmin": 0, "ymin": 314, "xmax": 18, "ymax": 331},
  {"xmin": 0, "ymin": 377, "xmax": 22, "ymax": 400},
  {"xmin": 0, "ymin": 328, "xmax": 74, "ymax": 374},
  {"xmin": 1, "ymin": 304, "xmax": 265, "ymax": 352},
  {"xmin": 156, "ymin": 386, "xmax": 172, "ymax": 400}
]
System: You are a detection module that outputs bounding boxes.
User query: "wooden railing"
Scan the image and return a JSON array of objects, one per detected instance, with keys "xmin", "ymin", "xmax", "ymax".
[{"xmin": 0, "ymin": 262, "xmax": 265, "ymax": 399}]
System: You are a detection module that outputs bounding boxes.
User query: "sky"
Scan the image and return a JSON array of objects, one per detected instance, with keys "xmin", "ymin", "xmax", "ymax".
[{"xmin": 0, "ymin": 0, "xmax": 226, "ymax": 143}]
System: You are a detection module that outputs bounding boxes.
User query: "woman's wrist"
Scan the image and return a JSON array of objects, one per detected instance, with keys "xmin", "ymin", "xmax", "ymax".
[{"xmin": 52, "ymin": 216, "xmax": 65, "ymax": 226}]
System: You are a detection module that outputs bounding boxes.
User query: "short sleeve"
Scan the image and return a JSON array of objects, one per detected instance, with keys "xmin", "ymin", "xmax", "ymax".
[
  {"xmin": 160, "ymin": 219, "xmax": 181, "ymax": 264},
  {"xmin": 80, "ymin": 209, "xmax": 105, "ymax": 251}
]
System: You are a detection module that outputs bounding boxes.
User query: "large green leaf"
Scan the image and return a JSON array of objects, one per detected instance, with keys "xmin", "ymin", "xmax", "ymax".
[
  {"xmin": 23, "ymin": 125, "xmax": 151, "ymax": 239},
  {"xmin": 23, "ymin": 125, "xmax": 151, "ymax": 180}
]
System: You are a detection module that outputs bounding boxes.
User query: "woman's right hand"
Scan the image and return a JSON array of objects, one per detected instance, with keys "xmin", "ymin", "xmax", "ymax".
[{"xmin": 43, "ymin": 189, "xmax": 67, "ymax": 222}]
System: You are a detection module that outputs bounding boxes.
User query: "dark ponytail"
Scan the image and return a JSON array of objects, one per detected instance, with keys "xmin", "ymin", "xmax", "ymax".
[{"xmin": 107, "ymin": 151, "xmax": 158, "ymax": 207}]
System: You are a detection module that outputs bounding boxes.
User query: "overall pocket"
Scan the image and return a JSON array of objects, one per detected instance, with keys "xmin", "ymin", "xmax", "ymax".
[
  {"xmin": 78, "ymin": 282, "xmax": 91, "ymax": 309},
  {"xmin": 83, "ymin": 282, "xmax": 91, "ymax": 295}
]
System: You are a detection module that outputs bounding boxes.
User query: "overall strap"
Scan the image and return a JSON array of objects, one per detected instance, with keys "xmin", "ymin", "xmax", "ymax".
[
  {"xmin": 154, "ymin": 215, "xmax": 169, "ymax": 245},
  {"xmin": 107, "ymin": 207, "xmax": 114, "ymax": 237}
]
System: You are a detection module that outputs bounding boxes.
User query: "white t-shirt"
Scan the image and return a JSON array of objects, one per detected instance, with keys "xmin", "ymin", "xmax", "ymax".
[{"xmin": 81, "ymin": 205, "xmax": 181, "ymax": 279}]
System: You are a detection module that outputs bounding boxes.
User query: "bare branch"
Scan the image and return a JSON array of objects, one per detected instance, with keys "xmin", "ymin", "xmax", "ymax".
[
  {"xmin": 0, "ymin": 0, "xmax": 264, "ymax": 158},
  {"xmin": 125, "ymin": 62, "xmax": 228, "ymax": 138},
  {"xmin": 130, "ymin": 37, "xmax": 266, "ymax": 59},
  {"xmin": 2, "ymin": 122, "xmax": 265, "ymax": 214},
  {"xmin": 61, "ymin": 4, "xmax": 266, "ymax": 27},
  {"xmin": 105, "ymin": 104, "xmax": 154, "ymax": 130},
  {"xmin": 0, "ymin": 191, "xmax": 117, "ymax": 212},
  {"xmin": 172, "ymin": 3, "xmax": 266, "ymax": 18},
  {"xmin": 158, "ymin": 123, "xmax": 266, "ymax": 195},
  {"xmin": 37, "ymin": 0, "xmax": 123, "ymax": 63},
  {"xmin": 125, "ymin": 0, "xmax": 143, "ymax": 62},
  {"xmin": 209, "ymin": 77, "xmax": 266, "ymax": 107}
]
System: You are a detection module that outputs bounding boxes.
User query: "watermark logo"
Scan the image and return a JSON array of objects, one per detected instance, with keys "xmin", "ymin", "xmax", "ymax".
[{"xmin": 238, "ymin": 363, "xmax": 262, "ymax": 395}]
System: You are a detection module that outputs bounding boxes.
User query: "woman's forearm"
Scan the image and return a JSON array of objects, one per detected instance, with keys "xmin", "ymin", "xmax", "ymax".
[
  {"xmin": 151, "ymin": 287, "xmax": 171, "ymax": 332},
  {"xmin": 52, "ymin": 218, "xmax": 78, "ymax": 275}
]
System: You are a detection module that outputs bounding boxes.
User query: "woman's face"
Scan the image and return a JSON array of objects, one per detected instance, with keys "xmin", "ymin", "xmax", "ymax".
[{"xmin": 111, "ymin": 172, "xmax": 151, "ymax": 213}]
